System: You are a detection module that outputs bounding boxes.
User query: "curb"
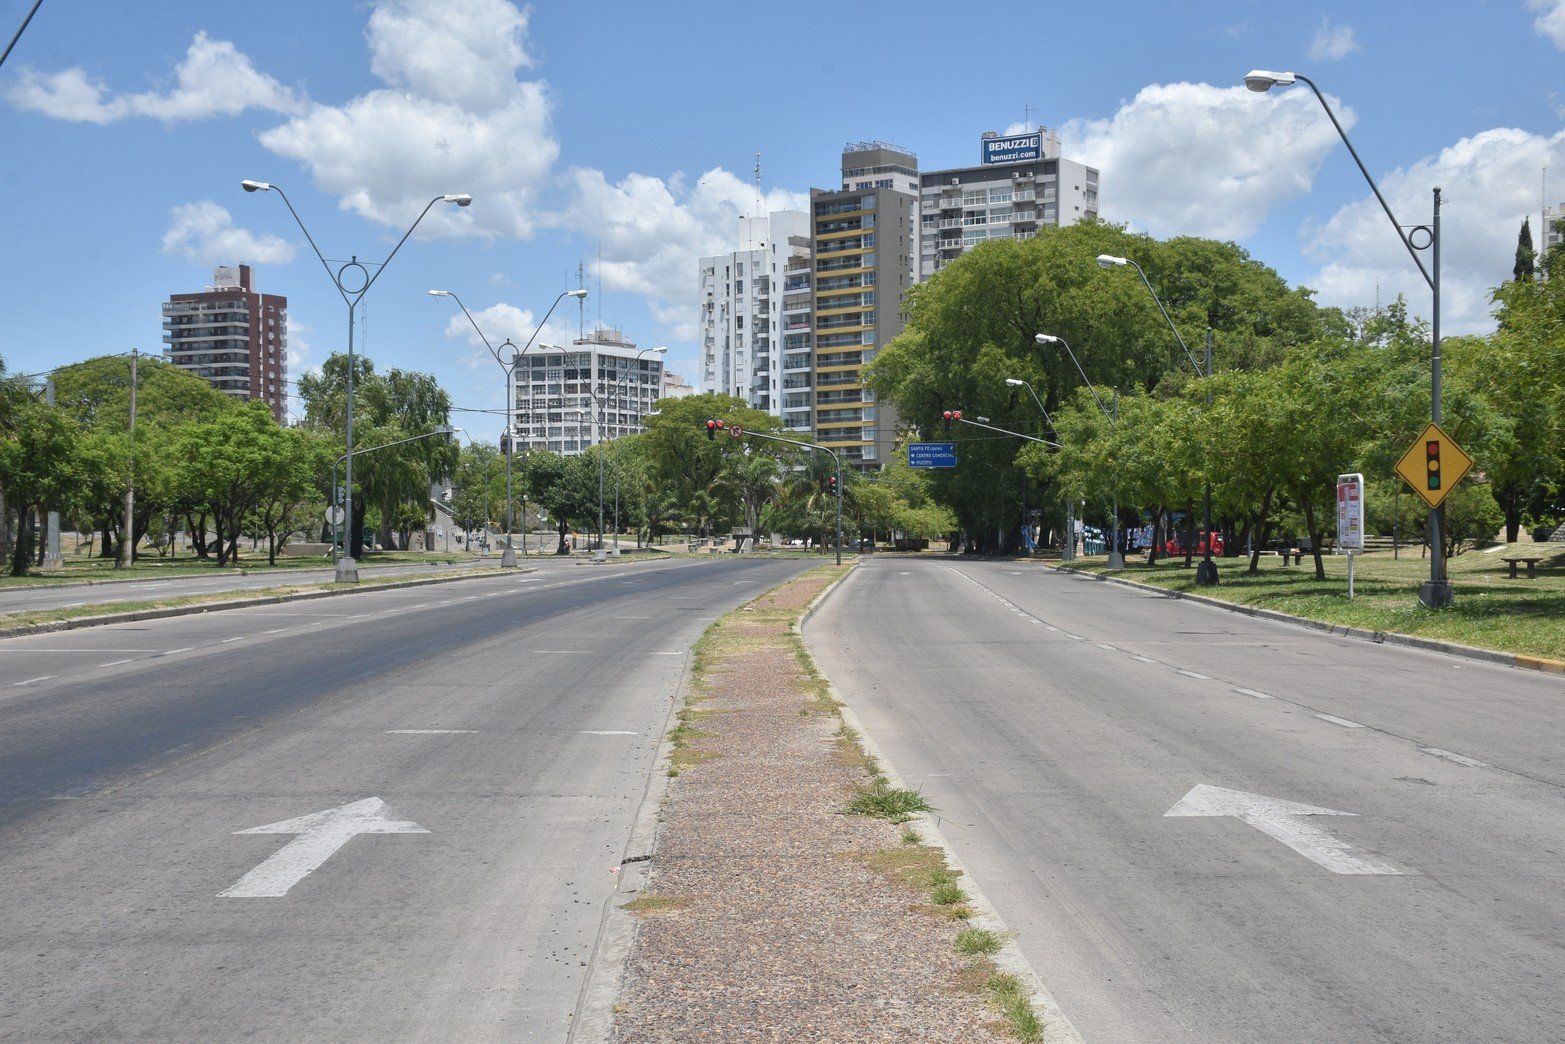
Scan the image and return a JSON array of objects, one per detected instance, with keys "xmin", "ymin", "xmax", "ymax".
[
  {"xmin": 0, "ymin": 568, "xmax": 519, "ymax": 640},
  {"xmin": 799, "ymin": 563, "xmax": 1085, "ymax": 1044},
  {"xmin": 1050, "ymin": 565, "xmax": 1565, "ymax": 676}
]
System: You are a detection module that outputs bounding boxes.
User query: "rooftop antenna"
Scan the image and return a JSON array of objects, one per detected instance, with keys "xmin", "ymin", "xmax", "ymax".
[{"xmin": 1024, "ymin": 101, "xmax": 1037, "ymax": 131}]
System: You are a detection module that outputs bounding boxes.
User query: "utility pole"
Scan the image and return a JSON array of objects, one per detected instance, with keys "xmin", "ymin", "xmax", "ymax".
[
  {"xmin": 42, "ymin": 378, "xmax": 62, "ymax": 569},
  {"xmin": 119, "ymin": 349, "xmax": 138, "ymax": 569}
]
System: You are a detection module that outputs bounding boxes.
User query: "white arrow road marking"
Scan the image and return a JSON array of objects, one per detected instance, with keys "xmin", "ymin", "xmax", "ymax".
[
  {"xmin": 1165, "ymin": 784, "xmax": 1402, "ymax": 875},
  {"xmin": 219, "ymin": 797, "xmax": 428, "ymax": 898}
]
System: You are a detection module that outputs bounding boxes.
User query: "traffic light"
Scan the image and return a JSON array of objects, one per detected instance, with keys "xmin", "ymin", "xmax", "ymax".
[
  {"xmin": 1426, "ymin": 439, "xmax": 1441, "ymax": 491},
  {"xmin": 499, "ymin": 431, "xmax": 511, "ymax": 455},
  {"xmin": 828, "ymin": 474, "xmax": 838, "ymax": 496},
  {"xmin": 942, "ymin": 410, "xmax": 952, "ymax": 434},
  {"xmin": 706, "ymin": 419, "xmax": 717, "ymax": 440}
]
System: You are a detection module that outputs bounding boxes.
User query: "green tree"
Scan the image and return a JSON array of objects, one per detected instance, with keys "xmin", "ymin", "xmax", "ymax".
[
  {"xmin": 171, "ymin": 402, "xmax": 299, "ymax": 566},
  {"xmin": 1514, "ymin": 217, "xmax": 1536, "ymax": 283},
  {"xmin": 0, "ymin": 396, "xmax": 85, "ymax": 575}
]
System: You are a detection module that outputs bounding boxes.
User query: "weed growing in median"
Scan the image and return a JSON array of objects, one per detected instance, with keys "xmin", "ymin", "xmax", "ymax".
[
  {"xmin": 843, "ymin": 780, "xmax": 932, "ymax": 823},
  {"xmin": 954, "ymin": 926, "xmax": 1003, "ymax": 956}
]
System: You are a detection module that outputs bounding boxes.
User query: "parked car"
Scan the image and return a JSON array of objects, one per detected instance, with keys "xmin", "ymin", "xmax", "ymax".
[{"xmin": 1165, "ymin": 530, "xmax": 1224, "ymax": 556}]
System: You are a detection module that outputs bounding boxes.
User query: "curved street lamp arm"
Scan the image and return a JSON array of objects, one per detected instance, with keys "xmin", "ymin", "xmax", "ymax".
[
  {"xmin": 0, "ymin": 0, "xmax": 45, "ymax": 71},
  {"xmin": 266, "ymin": 185, "xmax": 346, "ymax": 306},
  {"xmin": 1124, "ymin": 258, "xmax": 1205, "ymax": 377},
  {"xmin": 1052, "ymin": 337, "xmax": 1112, "ymax": 420},
  {"xmin": 440, "ymin": 291, "xmax": 506, "ymax": 369},
  {"xmin": 362, "ymin": 196, "xmax": 449, "ymax": 299},
  {"xmin": 1016, "ymin": 380, "xmax": 1054, "ymax": 430},
  {"xmin": 1294, "ymin": 74, "xmax": 1433, "ymax": 291},
  {"xmin": 521, "ymin": 290, "xmax": 581, "ymax": 355}
]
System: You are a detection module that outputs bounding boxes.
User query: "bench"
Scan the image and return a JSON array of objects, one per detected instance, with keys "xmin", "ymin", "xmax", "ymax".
[{"xmin": 1502, "ymin": 556, "xmax": 1543, "ymax": 579}]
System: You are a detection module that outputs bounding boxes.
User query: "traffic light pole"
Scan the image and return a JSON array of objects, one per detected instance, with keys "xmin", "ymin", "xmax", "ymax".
[{"xmin": 710, "ymin": 423, "xmax": 843, "ymax": 566}]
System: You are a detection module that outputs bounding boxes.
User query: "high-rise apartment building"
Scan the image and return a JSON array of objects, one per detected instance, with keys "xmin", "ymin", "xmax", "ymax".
[
  {"xmin": 919, "ymin": 129, "xmax": 1099, "ymax": 278},
  {"xmin": 1544, "ymin": 203, "xmax": 1564, "ymax": 258},
  {"xmin": 514, "ymin": 326, "xmax": 663, "ymax": 456},
  {"xmin": 161, "ymin": 264, "xmax": 288, "ymax": 421},
  {"xmin": 811, "ymin": 143, "xmax": 919, "ymax": 471},
  {"xmin": 697, "ymin": 211, "xmax": 810, "ymax": 423}
]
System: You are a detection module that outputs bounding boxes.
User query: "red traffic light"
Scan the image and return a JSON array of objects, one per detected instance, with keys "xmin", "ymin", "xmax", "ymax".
[
  {"xmin": 952, "ymin": 410, "xmax": 962, "ymax": 420},
  {"xmin": 942, "ymin": 410, "xmax": 952, "ymax": 420}
]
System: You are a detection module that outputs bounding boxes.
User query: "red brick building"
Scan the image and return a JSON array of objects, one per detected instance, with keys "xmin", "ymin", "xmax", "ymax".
[{"xmin": 161, "ymin": 265, "xmax": 288, "ymax": 422}]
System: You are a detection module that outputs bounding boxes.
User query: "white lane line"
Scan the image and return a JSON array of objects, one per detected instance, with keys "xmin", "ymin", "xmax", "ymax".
[
  {"xmin": 408, "ymin": 604, "xmax": 429, "ymax": 609},
  {"xmin": 1420, "ymin": 746, "xmax": 1487, "ymax": 768},
  {"xmin": 162, "ymin": 647, "xmax": 194, "ymax": 655},
  {"xmin": 1316, "ymin": 713, "xmax": 1367, "ymax": 729},
  {"xmin": 0, "ymin": 648, "xmax": 147, "ymax": 653},
  {"xmin": 651, "ymin": 651, "xmax": 683, "ymax": 656},
  {"xmin": 1043, "ymin": 625, "xmax": 1060, "ymax": 632},
  {"xmin": 12, "ymin": 676, "xmax": 55, "ymax": 686},
  {"xmin": 1177, "ymin": 669, "xmax": 1210, "ymax": 680},
  {"xmin": 261, "ymin": 628, "xmax": 288, "ymax": 635},
  {"xmin": 535, "ymin": 650, "xmax": 577, "ymax": 654},
  {"xmin": 1133, "ymin": 655, "xmax": 1159, "ymax": 664},
  {"xmin": 98, "ymin": 659, "xmax": 135, "ymax": 668},
  {"xmin": 1095, "ymin": 643, "xmax": 1117, "ymax": 651},
  {"xmin": 60, "ymin": 602, "xmax": 85, "ymax": 608},
  {"xmin": 614, "ymin": 616, "xmax": 651, "ymax": 620},
  {"xmin": 1234, "ymin": 687, "xmax": 1275, "ymax": 700},
  {"xmin": 220, "ymin": 636, "xmax": 246, "ymax": 644},
  {"xmin": 582, "ymin": 730, "xmax": 638, "ymax": 735},
  {"xmin": 1065, "ymin": 634, "xmax": 1085, "ymax": 641},
  {"xmin": 733, "ymin": 580, "xmax": 755, "ymax": 585},
  {"xmin": 387, "ymin": 729, "xmax": 479, "ymax": 735}
]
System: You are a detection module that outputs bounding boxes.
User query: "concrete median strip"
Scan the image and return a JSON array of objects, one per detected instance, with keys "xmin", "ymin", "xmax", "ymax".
[
  {"xmin": 580, "ymin": 564, "xmax": 1077, "ymax": 1044},
  {"xmin": 0, "ymin": 568, "xmax": 519, "ymax": 640}
]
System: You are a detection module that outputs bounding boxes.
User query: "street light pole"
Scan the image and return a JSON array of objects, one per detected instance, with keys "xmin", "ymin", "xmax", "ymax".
[
  {"xmin": 427, "ymin": 288, "xmax": 585, "ymax": 565},
  {"xmin": 1004, "ymin": 377, "xmax": 1071, "ymax": 559},
  {"xmin": 607, "ymin": 346, "xmax": 666, "ymax": 554},
  {"xmin": 1243, "ymin": 70, "xmax": 1450, "ymax": 608},
  {"xmin": 1036, "ymin": 333, "xmax": 1123, "ymax": 569},
  {"xmin": 1096, "ymin": 253, "xmax": 1217, "ymax": 584},
  {"xmin": 243, "ymin": 180, "xmax": 470, "ymax": 583}
]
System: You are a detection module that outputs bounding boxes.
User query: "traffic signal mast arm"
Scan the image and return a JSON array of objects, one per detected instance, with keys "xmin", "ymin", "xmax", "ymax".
[
  {"xmin": 948, "ymin": 412, "xmax": 1060, "ymax": 447},
  {"xmin": 701, "ymin": 420, "xmax": 844, "ymax": 566}
]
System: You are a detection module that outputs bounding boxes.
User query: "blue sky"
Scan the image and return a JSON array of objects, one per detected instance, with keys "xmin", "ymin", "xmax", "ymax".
[{"xmin": 3, "ymin": 0, "xmax": 1562, "ymax": 440}]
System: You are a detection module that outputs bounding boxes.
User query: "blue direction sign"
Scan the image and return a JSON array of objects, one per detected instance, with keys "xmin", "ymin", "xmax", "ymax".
[{"xmin": 909, "ymin": 442, "xmax": 957, "ymax": 468}]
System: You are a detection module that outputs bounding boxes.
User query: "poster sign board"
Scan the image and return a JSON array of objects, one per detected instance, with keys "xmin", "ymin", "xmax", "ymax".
[
  {"xmin": 1336, "ymin": 473, "xmax": 1364, "ymax": 551},
  {"xmin": 909, "ymin": 442, "xmax": 957, "ymax": 468},
  {"xmin": 982, "ymin": 133, "xmax": 1042, "ymax": 165}
]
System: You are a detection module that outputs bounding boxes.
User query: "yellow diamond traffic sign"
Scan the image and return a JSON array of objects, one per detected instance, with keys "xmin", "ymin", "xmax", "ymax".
[{"xmin": 1395, "ymin": 421, "xmax": 1472, "ymax": 509}]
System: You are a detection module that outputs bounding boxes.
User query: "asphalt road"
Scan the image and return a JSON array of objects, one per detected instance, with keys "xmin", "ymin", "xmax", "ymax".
[
  {"xmin": 0, "ymin": 555, "xmax": 814, "ymax": 1041},
  {"xmin": 0, "ymin": 557, "xmax": 500, "ymax": 617},
  {"xmin": 804, "ymin": 557, "xmax": 1565, "ymax": 1043}
]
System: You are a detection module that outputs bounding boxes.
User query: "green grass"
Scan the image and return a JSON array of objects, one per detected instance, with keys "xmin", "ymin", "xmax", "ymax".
[
  {"xmin": 0, "ymin": 566, "xmax": 510, "ymax": 629},
  {"xmin": 986, "ymin": 972, "xmax": 1044, "ymax": 1042},
  {"xmin": 1064, "ymin": 543, "xmax": 1565, "ymax": 661},
  {"xmin": 954, "ymin": 926, "xmax": 1004, "ymax": 956},
  {"xmin": 0, "ymin": 549, "xmax": 476, "ymax": 588},
  {"xmin": 843, "ymin": 780, "xmax": 933, "ymax": 823}
]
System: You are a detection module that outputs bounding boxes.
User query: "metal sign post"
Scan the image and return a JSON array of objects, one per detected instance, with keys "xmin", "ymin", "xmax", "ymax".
[{"xmin": 1337, "ymin": 472, "xmax": 1364, "ymax": 600}]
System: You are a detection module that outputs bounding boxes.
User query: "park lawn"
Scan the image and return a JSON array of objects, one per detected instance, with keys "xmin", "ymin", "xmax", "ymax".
[{"xmin": 1063, "ymin": 543, "xmax": 1565, "ymax": 663}]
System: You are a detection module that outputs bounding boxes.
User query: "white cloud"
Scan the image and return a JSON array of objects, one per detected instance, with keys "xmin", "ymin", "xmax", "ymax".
[
  {"xmin": 1303, "ymin": 127, "xmax": 1565, "ymax": 332},
  {"xmin": 1530, "ymin": 0, "xmax": 1565, "ymax": 49},
  {"xmin": 286, "ymin": 318, "xmax": 318, "ymax": 382},
  {"xmin": 559, "ymin": 166, "xmax": 808, "ymax": 331},
  {"xmin": 1062, "ymin": 82, "xmax": 1350, "ymax": 240},
  {"xmin": 161, "ymin": 201, "xmax": 296, "ymax": 265},
  {"xmin": 258, "ymin": 0, "xmax": 555, "ymax": 240},
  {"xmin": 1308, "ymin": 19, "xmax": 1358, "ymax": 61},
  {"xmin": 6, "ymin": 32, "xmax": 304, "ymax": 123}
]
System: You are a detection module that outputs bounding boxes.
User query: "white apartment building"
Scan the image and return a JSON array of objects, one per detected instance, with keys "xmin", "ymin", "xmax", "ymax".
[
  {"xmin": 513, "ymin": 326, "xmax": 663, "ymax": 456},
  {"xmin": 920, "ymin": 129, "xmax": 1099, "ymax": 279},
  {"xmin": 697, "ymin": 211, "xmax": 811, "ymax": 422},
  {"xmin": 1545, "ymin": 203, "xmax": 1564, "ymax": 258}
]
